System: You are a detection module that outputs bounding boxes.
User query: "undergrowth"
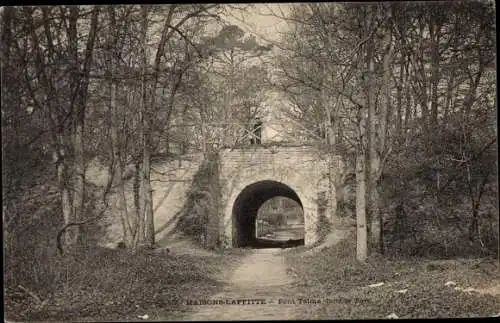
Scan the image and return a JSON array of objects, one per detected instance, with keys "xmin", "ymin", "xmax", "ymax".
[
  {"xmin": 4, "ymin": 247, "xmax": 241, "ymax": 321},
  {"xmin": 286, "ymin": 234, "xmax": 500, "ymax": 319},
  {"xmin": 176, "ymin": 151, "xmax": 221, "ymax": 248}
]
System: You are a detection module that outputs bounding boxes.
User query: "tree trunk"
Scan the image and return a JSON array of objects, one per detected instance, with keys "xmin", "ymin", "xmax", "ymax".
[
  {"xmin": 56, "ymin": 152, "xmax": 74, "ymax": 245},
  {"xmin": 417, "ymin": 21, "xmax": 429, "ymax": 128},
  {"xmin": 1, "ymin": 7, "xmax": 14, "ymax": 65},
  {"xmin": 365, "ymin": 20, "xmax": 377, "ymax": 249},
  {"xmin": 468, "ymin": 171, "xmax": 490, "ymax": 242},
  {"xmin": 357, "ymin": 8, "xmax": 369, "ymax": 260},
  {"xmin": 429, "ymin": 18, "xmax": 440, "ymax": 130},
  {"xmin": 142, "ymin": 136, "xmax": 155, "ymax": 247},
  {"xmin": 375, "ymin": 15, "xmax": 394, "ymax": 254},
  {"xmin": 23, "ymin": 7, "xmax": 74, "ymax": 246},
  {"xmin": 68, "ymin": 6, "xmax": 85, "ymax": 246},
  {"xmin": 140, "ymin": 4, "xmax": 159, "ymax": 248},
  {"xmin": 133, "ymin": 159, "xmax": 141, "ymax": 244},
  {"xmin": 356, "ymin": 147, "xmax": 368, "ymax": 262},
  {"xmin": 111, "ymin": 72, "xmax": 133, "ymax": 247},
  {"xmin": 140, "ymin": 4, "xmax": 188, "ymax": 248},
  {"xmin": 321, "ymin": 82, "xmax": 336, "ymax": 146},
  {"xmin": 463, "ymin": 47, "xmax": 484, "ymax": 124},
  {"xmin": 136, "ymin": 120, "xmax": 145, "ymax": 246},
  {"xmin": 404, "ymin": 62, "xmax": 412, "ymax": 143},
  {"xmin": 396, "ymin": 56, "xmax": 404, "ymax": 138},
  {"xmin": 443, "ymin": 68, "xmax": 455, "ymax": 123},
  {"xmin": 106, "ymin": 6, "xmax": 134, "ymax": 247},
  {"xmin": 70, "ymin": 5, "xmax": 99, "ymax": 247},
  {"xmin": 469, "ymin": 207, "xmax": 479, "ymax": 242},
  {"xmin": 73, "ymin": 119, "xmax": 86, "ymax": 245},
  {"xmin": 134, "ymin": 6, "xmax": 149, "ymax": 247}
]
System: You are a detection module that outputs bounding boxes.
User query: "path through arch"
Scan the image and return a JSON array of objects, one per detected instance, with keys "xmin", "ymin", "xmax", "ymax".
[{"xmin": 231, "ymin": 180, "xmax": 304, "ymax": 248}]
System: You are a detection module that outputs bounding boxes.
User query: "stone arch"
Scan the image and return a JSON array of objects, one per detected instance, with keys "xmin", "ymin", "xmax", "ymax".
[{"xmin": 230, "ymin": 180, "xmax": 303, "ymax": 247}]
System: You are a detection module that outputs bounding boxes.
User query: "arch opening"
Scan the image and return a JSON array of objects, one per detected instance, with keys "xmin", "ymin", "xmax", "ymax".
[{"xmin": 231, "ymin": 180, "xmax": 305, "ymax": 248}]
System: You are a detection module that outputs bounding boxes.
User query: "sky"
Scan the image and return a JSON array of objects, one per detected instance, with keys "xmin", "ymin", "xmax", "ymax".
[{"xmin": 223, "ymin": 4, "xmax": 293, "ymax": 44}]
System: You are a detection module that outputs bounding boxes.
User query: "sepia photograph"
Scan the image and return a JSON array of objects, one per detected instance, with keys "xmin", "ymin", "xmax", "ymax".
[{"xmin": 2, "ymin": 1, "xmax": 499, "ymax": 321}]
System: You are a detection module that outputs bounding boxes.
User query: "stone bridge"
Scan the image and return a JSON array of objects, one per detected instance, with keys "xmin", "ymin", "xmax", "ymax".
[
  {"xmin": 216, "ymin": 145, "xmax": 343, "ymax": 247},
  {"xmin": 94, "ymin": 144, "xmax": 347, "ymax": 249}
]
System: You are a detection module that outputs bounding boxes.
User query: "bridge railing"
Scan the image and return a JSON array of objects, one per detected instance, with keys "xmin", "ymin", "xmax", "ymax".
[{"xmin": 166, "ymin": 121, "xmax": 332, "ymax": 153}]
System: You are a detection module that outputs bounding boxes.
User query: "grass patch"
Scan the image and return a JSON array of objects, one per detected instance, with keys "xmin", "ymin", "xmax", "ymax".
[
  {"xmin": 285, "ymin": 236, "xmax": 500, "ymax": 319},
  {"xmin": 5, "ymin": 247, "xmax": 243, "ymax": 321}
]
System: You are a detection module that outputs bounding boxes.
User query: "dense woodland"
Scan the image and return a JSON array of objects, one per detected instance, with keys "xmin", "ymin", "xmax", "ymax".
[
  {"xmin": 2, "ymin": 2, "xmax": 498, "ymax": 318},
  {"xmin": 270, "ymin": 1, "xmax": 497, "ymax": 260}
]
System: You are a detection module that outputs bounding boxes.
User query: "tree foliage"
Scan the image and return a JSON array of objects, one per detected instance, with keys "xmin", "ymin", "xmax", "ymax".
[{"xmin": 273, "ymin": 1, "xmax": 497, "ymax": 259}]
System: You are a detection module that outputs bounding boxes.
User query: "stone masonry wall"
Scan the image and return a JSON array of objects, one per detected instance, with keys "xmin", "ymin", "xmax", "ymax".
[
  {"xmin": 88, "ymin": 153, "xmax": 204, "ymax": 247},
  {"xmin": 90, "ymin": 145, "xmax": 345, "ymax": 249},
  {"xmin": 218, "ymin": 145, "xmax": 342, "ymax": 247}
]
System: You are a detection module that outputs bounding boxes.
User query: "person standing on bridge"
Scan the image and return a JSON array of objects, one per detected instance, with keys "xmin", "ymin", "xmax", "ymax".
[{"xmin": 250, "ymin": 116, "xmax": 263, "ymax": 145}]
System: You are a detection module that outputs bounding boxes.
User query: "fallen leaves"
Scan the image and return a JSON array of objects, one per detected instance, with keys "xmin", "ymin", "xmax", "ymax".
[
  {"xmin": 445, "ymin": 281, "xmax": 457, "ymax": 287},
  {"xmin": 286, "ymin": 245, "xmax": 500, "ymax": 319},
  {"xmin": 5, "ymin": 248, "xmax": 243, "ymax": 322},
  {"xmin": 386, "ymin": 312, "xmax": 399, "ymax": 319}
]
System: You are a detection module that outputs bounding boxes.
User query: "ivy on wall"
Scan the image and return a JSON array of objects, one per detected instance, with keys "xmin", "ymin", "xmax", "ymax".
[{"xmin": 175, "ymin": 152, "xmax": 221, "ymax": 248}]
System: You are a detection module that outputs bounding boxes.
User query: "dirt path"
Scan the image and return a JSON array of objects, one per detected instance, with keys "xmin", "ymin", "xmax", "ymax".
[{"xmin": 182, "ymin": 248, "xmax": 300, "ymax": 321}]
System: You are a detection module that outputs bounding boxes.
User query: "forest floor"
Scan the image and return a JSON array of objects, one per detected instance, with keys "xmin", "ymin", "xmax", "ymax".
[
  {"xmin": 284, "ymin": 239, "xmax": 500, "ymax": 319},
  {"xmin": 4, "ymin": 245, "xmax": 245, "ymax": 322},
  {"xmin": 5, "ymin": 239, "xmax": 500, "ymax": 321},
  {"xmin": 170, "ymin": 244, "xmax": 500, "ymax": 320}
]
